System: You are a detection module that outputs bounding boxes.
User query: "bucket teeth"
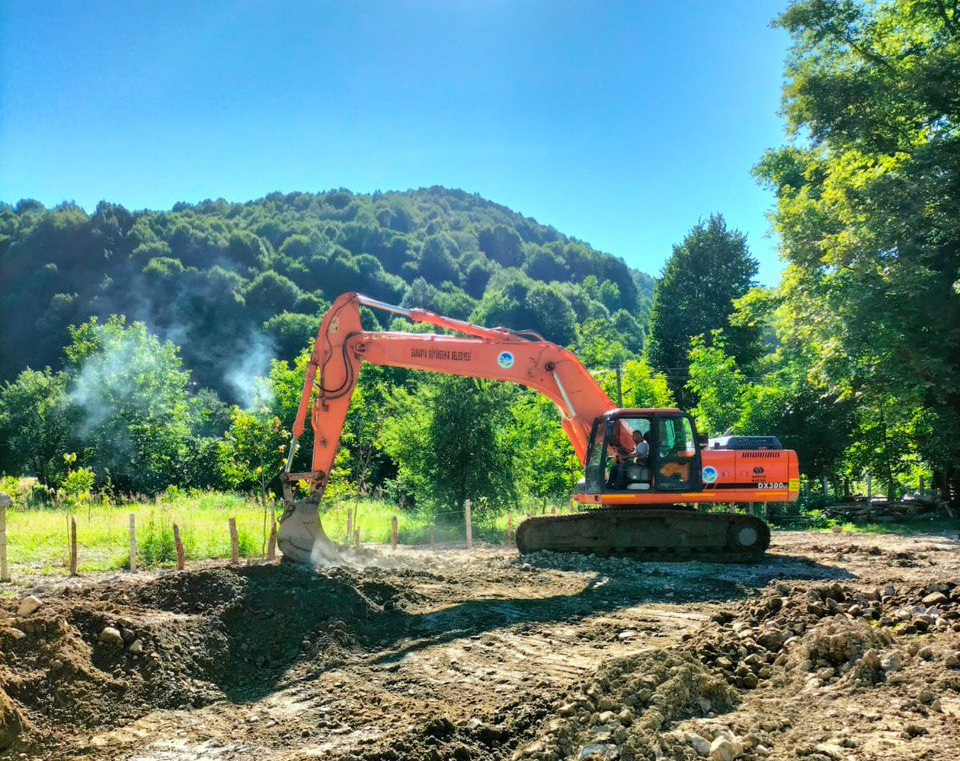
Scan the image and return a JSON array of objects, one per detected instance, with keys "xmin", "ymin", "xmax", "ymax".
[{"xmin": 277, "ymin": 498, "xmax": 342, "ymax": 565}]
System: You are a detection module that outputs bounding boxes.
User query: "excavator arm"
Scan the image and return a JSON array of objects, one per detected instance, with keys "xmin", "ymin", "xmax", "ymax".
[{"xmin": 278, "ymin": 292, "xmax": 615, "ymax": 563}]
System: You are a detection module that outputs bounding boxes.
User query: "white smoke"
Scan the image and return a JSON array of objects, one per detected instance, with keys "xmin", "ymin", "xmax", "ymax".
[{"xmin": 224, "ymin": 331, "xmax": 275, "ymax": 410}]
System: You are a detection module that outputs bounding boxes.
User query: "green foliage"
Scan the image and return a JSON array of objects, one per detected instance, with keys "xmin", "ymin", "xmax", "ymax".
[
  {"xmin": 620, "ymin": 358, "xmax": 674, "ymax": 408},
  {"xmin": 472, "ymin": 278, "xmax": 578, "ymax": 346},
  {"xmin": 648, "ymin": 215, "xmax": 761, "ymax": 403},
  {"xmin": 219, "ymin": 407, "xmax": 289, "ymax": 497},
  {"xmin": 686, "ymin": 331, "xmax": 746, "ymax": 436},
  {"xmin": 59, "ymin": 453, "xmax": 95, "ymax": 504},
  {"xmin": 380, "ymin": 375, "xmax": 519, "ymax": 514},
  {"xmin": 757, "ymin": 0, "xmax": 960, "ymax": 501},
  {"xmin": 0, "ymin": 188, "xmax": 653, "ymax": 404},
  {"xmin": 508, "ymin": 390, "xmax": 580, "ymax": 500},
  {"xmin": 139, "ymin": 512, "xmax": 177, "ymax": 565},
  {"xmin": 0, "ymin": 368, "xmax": 74, "ymax": 485},
  {"xmin": 65, "ymin": 316, "xmax": 194, "ymax": 493}
]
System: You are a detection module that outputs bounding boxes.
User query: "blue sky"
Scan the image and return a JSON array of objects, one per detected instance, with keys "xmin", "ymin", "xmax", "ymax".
[{"xmin": 0, "ymin": 0, "xmax": 792, "ymax": 284}]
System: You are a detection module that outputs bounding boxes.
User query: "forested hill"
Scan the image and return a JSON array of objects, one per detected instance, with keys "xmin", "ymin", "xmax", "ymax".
[{"xmin": 0, "ymin": 187, "xmax": 654, "ymax": 400}]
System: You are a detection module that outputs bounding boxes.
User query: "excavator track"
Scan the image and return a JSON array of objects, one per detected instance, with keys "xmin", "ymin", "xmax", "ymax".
[{"xmin": 515, "ymin": 508, "xmax": 771, "ymax": 562}]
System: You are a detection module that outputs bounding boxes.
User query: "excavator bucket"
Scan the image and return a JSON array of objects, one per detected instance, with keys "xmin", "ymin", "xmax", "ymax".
[{"xmin": 277, "ymin": 490, "xmax": 343, "ymax": 565}]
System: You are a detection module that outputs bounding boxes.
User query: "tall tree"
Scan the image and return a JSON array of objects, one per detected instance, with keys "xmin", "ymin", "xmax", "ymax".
[
  {"xmin": 647, "ymin": 215, "xmax": 761, "ymax": 403},
  {"xmin": 757, "ymin": 0, "xmax": 960, "ymax": 502},
  {"xmin": 380, "ymin": 374, "xmax": 519, "ymax": 514}
]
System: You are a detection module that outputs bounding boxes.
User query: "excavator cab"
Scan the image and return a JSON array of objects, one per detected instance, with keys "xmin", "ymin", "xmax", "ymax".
[{"xmin": 582, "ymin": 410, "xmax": 703, "ymax": 495}]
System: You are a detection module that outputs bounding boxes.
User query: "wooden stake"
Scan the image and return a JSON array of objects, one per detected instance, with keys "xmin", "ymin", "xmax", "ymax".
[
  {"xmin": 465, "ymin": 499, "xmax": 473, "ymax": 549},
  {"xmin": 354, "ymin": 527, "xmax": 360, "ymax": 548},
  {"xmin": 229, "ymin": 517, "xmax": 240, "ymax": 564},
  {"xmin": 173, "ymin": 523, "xmax": 185, "ymax": 570},
  {"xmin": 391, "ymin": 516, "xmax": 398, "ymax": 550},
  {"xmin": 0, "ymin": 501, "xmax": 9, "ymax": 583},
  {"xmin": 550, "ymin": 505, "xmax": 556, "ymax": 515},
  {"xmin": 128, "ymin": 514, "xmax": 137, "ymax": 573},
  {"xmin": 69, "ymin": 517, "xmax": 78, "ymax": 576},
  {"xmin": 430, "ymin": 525, "xmax": 436, "ymax": 548},
  {"xmin": 506, "ymin": 515, "xmax": 513, "ymax": 545},
  {"xmin": 346, "ymin": 507, "xmax": 353, "ymax": 543},
  {"xmin": 267, "ymin": 516, "xmax": 277, "ymax": 561}
]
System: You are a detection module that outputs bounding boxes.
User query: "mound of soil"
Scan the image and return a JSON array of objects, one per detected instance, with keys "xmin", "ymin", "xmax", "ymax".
[{"xmin": 0, "ymin": 564, "xmax": 410, "ymax": 754}]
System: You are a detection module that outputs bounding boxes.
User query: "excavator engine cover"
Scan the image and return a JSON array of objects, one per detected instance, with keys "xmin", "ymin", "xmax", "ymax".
[{"xmin": 515, "ymin": 508, "xmax": 770, "ymax": 562}]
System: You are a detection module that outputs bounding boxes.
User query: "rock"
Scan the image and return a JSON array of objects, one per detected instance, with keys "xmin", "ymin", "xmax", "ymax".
[
  {"xmin": 757, "ymin": 630, "xmax": 785, "ymax": 651},
  {"xmin": 830, "ymin": 524, "xmax": 842, "ymax": 533},
  {"xmin": 917, "ymin": 688, "xmax": 935, "ymax": 704},
  {"xmin": 686, "ymin": 732, "xmax": 711, "ymax": 757},
  {"xmin": 596, "ymin": 711, "xmax": 616, "ymax": 725},
  {"xmin": 578, "ymin": 743, "xmax": 618, "ymax": 760},
  {"xmin": 882, "ymin": 583, "xmax": 896, "ymax": 597},
  {"xmin": 6, "ymin": 628, "xmax": 25, "ymax": 641},
  {"xmin": 881, "ymin": 652, "xmax": 901, "ymax": 672},
  {"xmin": 709, "ymin": 736, "xmax": 740, "ymax": 761},
  {"xmin": 922, "ymin": 592, "xmax": 949, "ymax": 606},
  {"xmin": 861, "ymin": 649, "xmax": 880, "ymax": 669},
  {"xmin": 814, "ymin": 743, "xmax": 844, "ymax": 760},
  {"xmin": 918, "ymin": 646, "xmax": 934, "ymax": 661},
  {"xmin": 98, "ymin": 626, "xmax": 124, "ymax": 647},
  {"xmin": 905, "ymin": 724, "xmax": 928, "ymax": 737},
  {"xmin": 16, "ymin": 596, "xmax": 41, "ymax": 617},
  {"xmin": 128, "ymin": 639, "xmax": 144, "ymax": 654},
  {"xmin": 120, "ymin": 628, "xmax": 136, "ymax": 644},
  {"xmin": 945, "ymin": 653, "xmax": 959, "ymax": 668}
]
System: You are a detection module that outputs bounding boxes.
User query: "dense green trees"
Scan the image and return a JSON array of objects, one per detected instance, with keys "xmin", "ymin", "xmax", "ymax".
[
  {"xmin": 757, "ymin": 0, "xmax": 960, "ymax": 500},
  {"xmin": 0, "ymin": 187, "xmax": 652, "ymax": 403},
  {"xmin": 647, "ymin": 215, "xmax": 761, "ymax": 403}
]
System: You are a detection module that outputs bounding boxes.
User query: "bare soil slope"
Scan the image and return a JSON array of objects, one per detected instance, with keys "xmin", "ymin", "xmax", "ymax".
[{"xmin": 0, "ymin": 531, "xmax": 958, "ymax": 761}]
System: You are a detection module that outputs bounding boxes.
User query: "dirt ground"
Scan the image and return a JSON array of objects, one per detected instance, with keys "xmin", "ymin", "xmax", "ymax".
[{"xmin": 0, "ymin": 530, "xmax": 959, "ymax": 761}]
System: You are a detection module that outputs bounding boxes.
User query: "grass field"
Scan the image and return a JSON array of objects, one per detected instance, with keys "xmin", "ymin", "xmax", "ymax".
[
  {"xmin": 2, "ymin": 491, "xmax": 954, "ymax": 576},
  {"xmin": 2, "ymin": 492, "xmax": 561, "ymax": 575}
]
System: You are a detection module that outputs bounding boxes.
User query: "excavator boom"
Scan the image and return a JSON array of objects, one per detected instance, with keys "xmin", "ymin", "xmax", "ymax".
[{"xmin": 278, "ymin": 292, "xmax": 796, "ymax": 564}]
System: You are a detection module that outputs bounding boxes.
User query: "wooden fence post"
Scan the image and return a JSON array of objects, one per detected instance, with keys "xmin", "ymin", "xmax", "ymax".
[
  {"xmin": 465, "ymin": 499, "xmax": 473, "ymax": 549},
  {"xmin": 430, "ymin": 525, "xmax": 436, "ymax": 549},
  {"xmin": 550, "ymin": 505, "xmax": 556, "ymax": 515},
  {"xmin": 506, "ymin": 515, "xmax": 513, "ymax": 546},
  {"xmin": 391, "ymin": 516, "xmax": 398, "ymax": 550},
  {"xmin": 129, "ymin": 514, "xmax": 137, "ymax": 573},
  {"xmin": 229, "ymin": 517, "xmax": 240, "ymax": 564},
  {"xmin": 346, "ymin": 507, "xmax": 353, "ymax": 543},
  {"xmin": 69, "ymin": 517, "xmax": 78, "ymax": 576},
  {"xmin": 267, "ymin": 516, "xmax": 277, "ymax": 561},
  {"xmin": 173, "ymin": 523, "xmax": 185, "ymax": 570},
  {"xmin": 354, "ymin": 527, "xmax": 360, "ymax": 548},
  {"xmin": 866, "ymin": 472, "xmax": 873, "ymax": 500},
  {"xmin": 0, "ymin": 496, "xmax": 10, "ymax": 583}
]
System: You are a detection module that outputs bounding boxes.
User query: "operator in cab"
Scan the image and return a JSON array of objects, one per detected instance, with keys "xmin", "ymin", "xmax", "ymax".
[{"xmin": 606, "ymin": 428, "xmax": 650, "ymax": 489}]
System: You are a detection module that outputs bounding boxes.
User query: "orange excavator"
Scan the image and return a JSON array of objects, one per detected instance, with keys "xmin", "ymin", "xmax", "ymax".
[{"xmin": 278, "ymin": 292, "xmax": 799, "ymax": 564}]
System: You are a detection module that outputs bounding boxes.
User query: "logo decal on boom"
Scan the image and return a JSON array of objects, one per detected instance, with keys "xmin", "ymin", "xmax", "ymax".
[
  {"xmin": 702, "ymin": 466, "xmax": 718, "ymax": 483},
  {"xmin": 497, "ymin": 351, "xmax": 515, "ymax": 369}
]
